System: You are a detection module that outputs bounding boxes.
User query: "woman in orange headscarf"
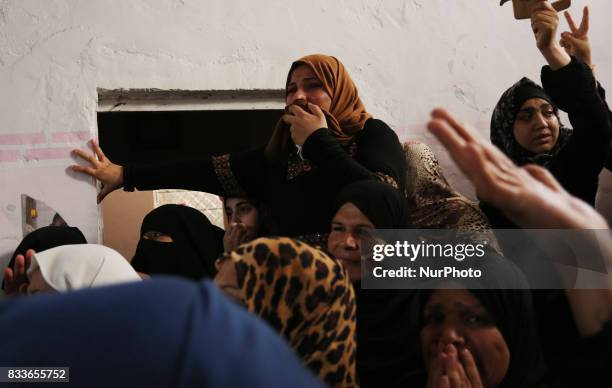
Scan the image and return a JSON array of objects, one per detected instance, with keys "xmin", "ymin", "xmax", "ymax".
[{"xmin": 71, "ymin": 54, "xmax": 406, "ymax": 245}]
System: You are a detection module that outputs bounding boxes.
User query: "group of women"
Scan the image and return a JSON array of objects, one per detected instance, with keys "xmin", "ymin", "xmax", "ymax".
[{"xmin": 2, "ymin": 2, "xmax": 612, "ymax": 387}]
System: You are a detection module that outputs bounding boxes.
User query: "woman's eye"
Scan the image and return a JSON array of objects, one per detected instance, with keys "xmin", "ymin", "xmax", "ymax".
[
  {"xmin": 543, "ymin": 110, "xmax": 554, "ymax": 117},
  {"xmin": 331, "ymin": 225, "xmax": 345, "ymax": 232},
  {"xmin": 357, "ymin": 228, "xmax": 377, "ymax": 239},
  {"xmin": 464, "ymin": 313, "xmax": 492, "ymax": 326},
  {"xmin": 306, "ymin": 82, "xmax": 322, "ymax": 90},
  {"xmin": 237, "ymin": 205, "xmax": 253, "ymax": 215},
  {"xmin": 517, "ymin": 114, "xmax": 530, "ymax": 122},
  {"xmin": 286, "ymin": 87, "xmax": 296, "ymax": 94}
]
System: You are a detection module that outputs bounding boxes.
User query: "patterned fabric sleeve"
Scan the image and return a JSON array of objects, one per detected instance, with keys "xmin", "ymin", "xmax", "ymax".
[
  {"xmin": 211, "ymin": 154, "xmax": 248, "ymax": 197},
  {"xmin": 403, "ymin": 141, "xmax": 501, "ymax": 252}
]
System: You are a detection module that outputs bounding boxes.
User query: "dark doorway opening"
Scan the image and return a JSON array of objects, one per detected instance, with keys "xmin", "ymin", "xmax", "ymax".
[{"xmin": 97, "ymin": 109, "xmax": 282, "ymax": 164}]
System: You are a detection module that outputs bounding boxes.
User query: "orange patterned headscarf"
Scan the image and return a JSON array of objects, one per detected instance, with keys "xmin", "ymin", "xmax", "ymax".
[{"xmin": 265, "ymin": 54, "xmax": 372, "ymax": 164}]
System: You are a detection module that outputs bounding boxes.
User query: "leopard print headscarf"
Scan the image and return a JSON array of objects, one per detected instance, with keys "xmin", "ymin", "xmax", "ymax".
[{"xmin": 222, "ymin": 237, "xmax": 358, "ymax": 387}]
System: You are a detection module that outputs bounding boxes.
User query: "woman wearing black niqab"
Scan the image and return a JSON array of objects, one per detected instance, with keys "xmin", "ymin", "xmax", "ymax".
[{"xmin": 131, "ymin": 204, "xmax": 224, "ymax": 280}]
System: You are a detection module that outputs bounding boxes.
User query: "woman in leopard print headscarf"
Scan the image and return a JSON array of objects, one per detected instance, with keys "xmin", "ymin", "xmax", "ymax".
[{"xmin": 215, "ymin": 237, "xmax": 357, "ymax": 387}]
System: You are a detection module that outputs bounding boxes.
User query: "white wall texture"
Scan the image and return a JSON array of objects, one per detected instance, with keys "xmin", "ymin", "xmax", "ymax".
[{"xmin": 1, "ymin": 0, "xmax": 611, "ymax": 264}]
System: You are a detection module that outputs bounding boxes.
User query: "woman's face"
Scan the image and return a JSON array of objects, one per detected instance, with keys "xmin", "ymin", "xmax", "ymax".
[
  {"xmin": 225, "ymin": 198, "xmax": 260, "ymax": 239},
  {"xmin": 142, "ymin": 231, "xmax": 173, "ymax": 242},
  {"xmin": 286, "ymin": 64, "xmax": 332, "ymax": 111},
  {"xmin": 421, "ymin": 289, "xmax": 510, "ymax": 388},
  {"xmin": 327, "ymin": 202, "xmax": 375, "ymax": 281},
  {"xmin": 512, "ymin": 98, "xmax": 560, "ymax": 154}
]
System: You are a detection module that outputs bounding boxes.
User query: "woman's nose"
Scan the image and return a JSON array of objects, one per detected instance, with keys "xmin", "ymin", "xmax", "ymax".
[
  {"xmin": 533, "ymin": 112, "xmax": 548, "ymax": 128},
  {"xmin": 344, "ymin": 234, "xmax": 359, "ymax": 249},
  {"xmin": 439, "ymin": 324, "xmax": 466, "ymax": 349},
  {"xmin": 293, "ymin": 88, "xmax": 307, "ymax": 104}
]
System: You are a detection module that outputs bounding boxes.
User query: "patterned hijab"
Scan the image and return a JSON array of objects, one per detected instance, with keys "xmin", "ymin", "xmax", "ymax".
[
  {"xmin": 220, "ymin": 237, "xmax": 358, "ymax": 387},
  {"xmin": 491, "ymin": 77, "xmax": 573, "ymax": 166},
  {"xmin": 265, "ymin": 54, "xmax": 372, "ymax": 165}
]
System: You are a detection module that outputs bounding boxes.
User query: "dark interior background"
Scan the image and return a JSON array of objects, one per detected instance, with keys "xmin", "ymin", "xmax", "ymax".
[{"xmin": 98, "ymin": 109, "xmax": 283, "ymax": 164}]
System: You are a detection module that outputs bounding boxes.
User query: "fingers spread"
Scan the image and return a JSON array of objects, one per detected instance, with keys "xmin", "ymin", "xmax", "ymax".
[
  {"xmin": 430, "ymin": 108, "xmax": 480, "ymax": 142},
  {"xmin": 90, "ymin": 139, "xmax": 106, "ymax": 161},
  {"xmin": 72, "ymin": 149, "xmax": 98, "ymax": 166},
  {"xmin": 564, "ymin": 10, "xmax": 578, "ymax": 32},
  {"xmin": 579, "ymin": 6, "xmax": 589, "ymax": 34},
  {"xmin": 69, "ymin": 165, "xmax": 97, "ymax": 176},
  {"xmin": 427, "ymin": 118, "xmax": 467, "ymax": 157}
]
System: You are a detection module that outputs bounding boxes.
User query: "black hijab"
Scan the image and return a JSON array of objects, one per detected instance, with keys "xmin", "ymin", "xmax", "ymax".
[
  {"xmin": 332, "ymin": 180, "xmax": 408, "ymax": 230},
  {"xmin": 131, "ymin": 205, "xmax": 224, "ymax": 280},
  {"xmin": 415, "ymin": 256, "xmax": 547, "ymax": 388},
  {"xmin": 3, "ymin": 226, "xmax": 87, "ymax": 290},
  {"xmin": 491, "ymin": 77, "xmax": 573, "ymax": 166},
  {"xmin": 331, "ymin": 180, "xmax": 416, "ymax": 387}
]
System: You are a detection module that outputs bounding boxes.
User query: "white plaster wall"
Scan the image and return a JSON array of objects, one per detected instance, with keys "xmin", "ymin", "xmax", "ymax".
[{"xmin": 1, "ymin": 0, "xmax": 611, "ymax": 264}]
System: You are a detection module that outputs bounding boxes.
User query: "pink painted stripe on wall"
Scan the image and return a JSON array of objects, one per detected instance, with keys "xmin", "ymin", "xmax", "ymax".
[
  {"xmin": 24, "ymin": 147, "xmax": 73, "ymax": 161},
  {"xmin": 0, "ymin": 150, "xmax": 20, "ymax": 162},
  {"xmin": 0, "ymin": 132, "xmax": 46, "ymax": 145},
  {"xmin": 51, "ymin": 131, "xmax": 92, "ymax": 143}
]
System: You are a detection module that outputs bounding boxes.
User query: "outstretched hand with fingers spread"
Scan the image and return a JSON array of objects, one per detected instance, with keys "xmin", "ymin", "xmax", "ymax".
[
  {"xmin": 70, "ymin": 139, "xmax": 124, "ymax": 203},
  {"xmin": 427, "ymin": 108, "xmax": 608, "ymax": 230}
]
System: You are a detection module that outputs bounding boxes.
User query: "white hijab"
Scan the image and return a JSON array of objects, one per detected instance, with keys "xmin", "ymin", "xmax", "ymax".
[{"xmin": 27, "ymin": 244, "xmax": 141, "ymax": 292}]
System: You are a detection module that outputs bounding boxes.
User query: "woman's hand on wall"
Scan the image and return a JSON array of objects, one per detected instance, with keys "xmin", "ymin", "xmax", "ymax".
[
  {"xmin": 70, "ymin": 139, "xmax": 124, "ymax": 203},
  {"xmin": 282, "ymin": 103, "xmax": 327, "ymax": 146},
  {"xmin": 531, "ymin": 0, "xmax": 571, "ymax": 70}
]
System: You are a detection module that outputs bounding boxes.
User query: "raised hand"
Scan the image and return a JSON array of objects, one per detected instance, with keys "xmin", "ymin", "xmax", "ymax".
[
  {"xmin": 427, "ymin": 108, "xmax": 608, "ymax": 229},
  {"xmin": 531, "ymin": 0, "xmax": 571, "ymax": 70},
  {"xmin": 70, "ymin": 139, "xmax": 124, "ymax": 203},
  {"xmin": 3, "ymin": 249, "xmax": 35, "ymax": 297},
  {"xmin": 560, "ymin": 6, "xmax": 592, "ymax": 69},
  {"xmin": 531, "ymin": 0, "xmax": 559, "ymax": 50},
  {"xmin": 282, "ymin": 102, "xmax": 328, "ymax": 146}
]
